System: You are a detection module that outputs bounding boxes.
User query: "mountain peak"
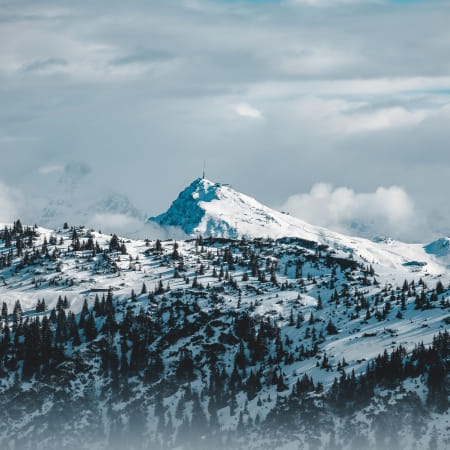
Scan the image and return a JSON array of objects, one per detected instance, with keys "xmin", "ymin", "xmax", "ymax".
[
  {"xmin": 149, "ymin": 177, "xmax": 243, "ymax": 237},
  {"xmin": 186, "ymin": 177, "xmax": 222, "ymax": 200},
  {"xmin": 191, "ymin": 176, "xmax": 213, "ymax": 186},
  {"xmin": 149, "ymin": 177, "xmax": 317, "ymax": 239}
]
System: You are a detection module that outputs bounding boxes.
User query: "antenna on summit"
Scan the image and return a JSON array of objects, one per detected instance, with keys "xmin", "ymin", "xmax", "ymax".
[{"xmin": 202, "ymin": 160, "xmax": 206, "ymax": 179}]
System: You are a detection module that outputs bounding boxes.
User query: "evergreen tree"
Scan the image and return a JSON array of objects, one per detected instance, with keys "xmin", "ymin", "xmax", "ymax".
[
  {"xmin": 109, "ymin": 234, "xmax": 120, "ymax": 253},
  {"xmin": 316, "ymin": 294, "xmax": 323, "ymax": 310},
  {"xmin": 84, "ymin": 313, "xmax": 98, "ymax": 341},
  {"xmin": 79, "ymin": 299, "xmax": 89, "ymax": 328},
  {"xmin": 13, "ymin": 300, "xmax": 23, "ymax": 330},
  {"xmin": 326, "ymin": 319, "xmax": 338, "ymax": 335},
  {"xmin": 1, "ymin": 302, "xmax": 8, "ymax": 323}
]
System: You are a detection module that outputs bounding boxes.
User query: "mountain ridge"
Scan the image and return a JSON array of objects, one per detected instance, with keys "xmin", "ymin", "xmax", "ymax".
[{"xmin": 149, "ymin": 177, "xmax": 450, "ymax": 274}]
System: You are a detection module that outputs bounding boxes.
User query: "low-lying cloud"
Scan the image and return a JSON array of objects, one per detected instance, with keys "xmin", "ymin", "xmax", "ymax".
[
  {"xmin": 89, "ymin": 213, "xmax": 188, "ymax": 240},
  {"xmin": 282, "ymin": 183, "xmax": 426, "ymax": 242}
]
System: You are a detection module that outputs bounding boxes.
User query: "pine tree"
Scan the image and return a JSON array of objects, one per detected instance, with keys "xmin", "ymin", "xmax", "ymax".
[
  {"xmin": 102, "ymin": 310, "xmax": 117, "ymax": 336},
  {"xmin": 1, "ymin": 302, "xmax": 8, "ymax": 323},
  {"xmin": 326, "ymin": 319, "xmax": 338, "ymax": 335},
  {"xmin": 93, "ymin": 294, "xmax": 101, "ymax": 316},
  {"xmin": 13, "ymin": 299, "xmax": 23, "ymax": 330},
  {"xmin": 316, "ymin": 294, "xmax": 323, "ymax": 310},
  {"xmin": 84, "ymin": 313, "xmax": 97, "ymax": 341},
  {"xmin": 172, "ymin": 241, "xmax": 180, "ymax": 260},
  {"xmin": 79, "ymin": 299, "xmax": 89, "ymax": 328},
  {"xmin": 13, "ymin": 219, "xmax": 23, "ymax": 235},
  {"xmin": 109, "ymin": 234, "xmax": 120, "ymax": 252},
  {"xmin": 289, "ymin": 308, "xmax": 295, "ymax": 327},
  {"xmin": 55, "ymin": 309, "xmax": 68, "ymax": 343},
  {"xmin": 56, "ymin": 295, "xmax": 64, "ymax": 312},
  {"xmin": 277, "ymin": 372, "xmax": 287, "ymax": 391}
]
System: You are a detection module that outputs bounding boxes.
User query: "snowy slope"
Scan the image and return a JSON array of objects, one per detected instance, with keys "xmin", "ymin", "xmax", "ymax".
[
  {"xmin": 0, "ymin": 223, "xmax": 449, "ymax": 450},
  {"xmin": 0, "ymin": 224, "xmax": 448, "ymax": 382},
  {"xmin": 149, "ymin": 178, "xmax": 448, "ymax": 275}
]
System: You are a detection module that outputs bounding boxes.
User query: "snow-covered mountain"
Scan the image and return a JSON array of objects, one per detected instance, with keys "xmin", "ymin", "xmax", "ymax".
[
  {"xmin": 149, "ymin": 177, "xmax": 334, "ymax": 240},
  {"xmin": 150, "ymin": 177, "xmax": 449, "ymax": 274},
  {"xmin": 0, "ymin": 179, "xmax": 448, "ymax": 449},
  {"xmin": 1, "ymin": 166, "xmax": 450, "ymax": 450},
  {"xmin": 0, "ymin": 223, "xmax": 448, "ymax": 450}
]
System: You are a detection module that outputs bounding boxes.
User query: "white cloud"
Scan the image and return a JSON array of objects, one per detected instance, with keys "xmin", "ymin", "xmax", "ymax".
[
  {"xmin": 38, "ymin": 165, "xmax": 64, "ymax": 175},
  {"xmin": 89, "ymin": 213, "xmax": 146, "ymax": 235},
  {"xmin": 338, "ymin": 106, "xmax": 431, "ymax": 133},
  {"xmin": 89, "ymin": 213, "xmax": 187, "ymax": 240},
  {"xmin": 0, "ymin": 180, "xmax": 23, "ymax": 223},
  {"xmin": 0, "ymin": 21, "xmax": 176, "ymax": 82},
  {"xmin": 235, "ymin": 103, "xmax": 262, "ymax": 118},
  {"xmin": 282, "ymin": 183, "xmax": 423, "ymax": 241},
  {"xmin": 261, "ymin": 96, "xmax": 436, "ymax": 135}
]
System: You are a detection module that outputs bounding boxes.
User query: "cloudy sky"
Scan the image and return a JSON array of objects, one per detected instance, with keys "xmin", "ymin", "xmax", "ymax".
[{"xmin": 1, "ymin": 0, "xmax": 449, "ymax": 241}]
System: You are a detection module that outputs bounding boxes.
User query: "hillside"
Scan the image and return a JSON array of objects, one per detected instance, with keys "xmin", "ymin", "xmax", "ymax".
[{"xmin": 0, "ymin": 221, "xmax": 448, "ymax": 449}]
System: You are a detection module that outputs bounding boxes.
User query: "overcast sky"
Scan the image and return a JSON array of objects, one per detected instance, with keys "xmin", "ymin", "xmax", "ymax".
[{"xmin": 1, "ymin": 0, "xmax": 449, "ymax": 242}]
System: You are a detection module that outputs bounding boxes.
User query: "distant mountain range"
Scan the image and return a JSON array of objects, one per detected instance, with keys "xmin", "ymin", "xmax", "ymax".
[{"xmin": 39, "ymin": 192, "xmax": 146, "ymax": 229}]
